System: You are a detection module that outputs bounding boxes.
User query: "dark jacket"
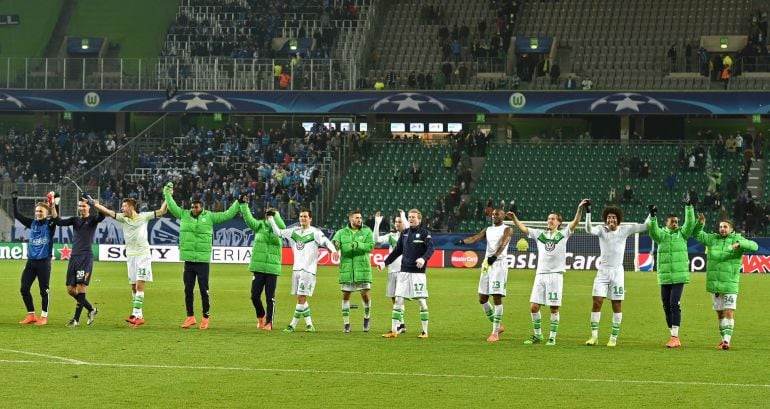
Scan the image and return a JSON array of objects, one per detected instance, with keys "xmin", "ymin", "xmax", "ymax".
[{"xmin": 384, "ymin": 225, "xmax": 435, "ymax": 274}]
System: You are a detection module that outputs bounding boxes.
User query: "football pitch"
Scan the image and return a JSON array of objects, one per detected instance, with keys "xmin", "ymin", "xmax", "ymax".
[{"xmin": 1, "ymin": 260, "xmax": 769, "ymax": 408}]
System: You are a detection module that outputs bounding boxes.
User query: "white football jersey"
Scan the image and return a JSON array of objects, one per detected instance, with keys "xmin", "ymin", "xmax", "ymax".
[
  {"xmin": 115, "ymin": 212, "xmax": 155, "ymax": 257},
  {"xmin": 589, "ymin": 222, "xmax": 647, "ymax": 268},
  {"xmin": 485, "ymin": 224, "xmax": 510, "ymax": 259},
  {"xmin": 528, "ymin": 226, "xmax": 572, "ymax": 274},
  {"xmin": 377, "ymin": 231, "xmax": 402, "ymax": 273},
  {"xmin": 275, "ymin": 224, "xmax": 335, "ymax": 275}
]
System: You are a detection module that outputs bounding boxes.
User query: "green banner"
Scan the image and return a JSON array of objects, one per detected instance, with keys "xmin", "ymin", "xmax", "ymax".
[{"xmin": 0, "ymin": 242, "xmax": 99, "ymax": 260}]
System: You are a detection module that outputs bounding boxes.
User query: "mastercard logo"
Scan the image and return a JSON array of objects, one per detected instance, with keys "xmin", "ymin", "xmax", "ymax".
[{"xmin": 451, "ymin": 251, "xmax": 479, "ymax": 268}]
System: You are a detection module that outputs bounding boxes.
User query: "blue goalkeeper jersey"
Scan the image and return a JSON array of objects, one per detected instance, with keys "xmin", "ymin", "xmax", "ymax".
[{"xmin": 14, "ymin": 201, "xmax": 56, "ymax": 260}]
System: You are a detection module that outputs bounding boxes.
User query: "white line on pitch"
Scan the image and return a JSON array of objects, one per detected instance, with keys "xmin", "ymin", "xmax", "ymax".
[
  {"xmin": 0, "ymin": 348, "xmax": 88, "ymax": 364},
  {"xmin": 0, "ymin": 351, "xmax": 768, "ymax": 389}
]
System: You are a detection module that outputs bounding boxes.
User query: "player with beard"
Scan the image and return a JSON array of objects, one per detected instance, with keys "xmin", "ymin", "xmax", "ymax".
[
  {"xmin": 55, "ymin": 195, "xmax": 106, "ymax": 327},
  {"xmin": 332, "ymin": 210, "xmax": 375, "ymax": 332}
]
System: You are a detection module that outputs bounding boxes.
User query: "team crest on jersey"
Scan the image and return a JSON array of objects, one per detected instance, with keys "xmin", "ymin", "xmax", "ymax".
[
  {"xmin": 538, "ymin": 231, "xmax": 564, "ymax": 252},
  {"xmin": 296, "ymin": 241, "xmax": 305, "ymax": 250},
  {"xmin": 416, "ymin": 234, "xmax": 421, "ymax": 238}
]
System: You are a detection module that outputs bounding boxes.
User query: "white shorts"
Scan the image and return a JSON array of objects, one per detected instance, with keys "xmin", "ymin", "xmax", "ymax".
[
  {"xmin": 385, "ymin": 270, "xmax": 399, "ymax": 298},
  {"xmin": 712, "ymin": 293, "xmax": 738, "ymax": 310},
  {"xmin": 592, "ymin": 266, "xmax": 625, "ymax": 300},
  {"xmin": 340, "ymin": 282, "xmax": 372, "ymax": 292},
  {"xmin": 127, "ymin": 255, "xmax": 153, "ymax": 284},
  {"xmin": 530, "ymin": 273, "xmax": 563, "ymax": 306},
  {"xmin": 291, "ymin": 270, "xmax": 316, "ymax": 296},
  {"xmin": 478, "ymin": 261, "xmax": 508, "ymax": 296},
  {"xmin": 395, "ymin": 272, "xmax": 428, "ymax": 299}
]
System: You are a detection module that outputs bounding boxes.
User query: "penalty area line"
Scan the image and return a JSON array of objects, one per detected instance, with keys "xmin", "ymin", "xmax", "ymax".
[{"xmin": 0, "ymin": 353, "xmax": 767, "ymax": 389}]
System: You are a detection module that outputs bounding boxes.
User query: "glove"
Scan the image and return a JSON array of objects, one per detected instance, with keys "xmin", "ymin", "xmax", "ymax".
[
  {"xmin": 684, "ymin": 197, "xmax": 693, "ymax": 206},
  {"xmin": 54, "ymin": 193, "xmax": 61, "ymax": 206},
  {"xmin": 165, "ymin": 181, "xmax": 174, "ymax": 189},
  {"xmin": 454, "ymin": 239, "xmax": 464, "ymax": 245},
  {"xmin": 46, "ymin": 191, "xmax": 55, "ymax": 207},
  {"xmin": 487, "ymin": 255, "xmax": 497, "ymax": 265},
  {"xmin": 82, "ymin": 193, "xmax": 95, "ymax": 206},
  {"xmin": 11, "ymin": 191, "xmax": 17, "ymax": 200},
  {"xmin": 238, "ymin": 194, "xmax": 249, "ymax": 204},
  {"xmin": 481, "ymin": 258, "xmax": 490, "ymax": 273},
  {"xmin": 416, "ymin": 258, "xmax": 425, "ymax": 268},
  {"xmin": 585, "ymin": 200, "xmax": 592, "ymax": 214},
  {"xmin": 265, "ymin": 209, "xmax": 275, "ymax": 217},
  {"xmin": 648, "ymin": 204, "xmax": 658, "ymax": 218}
]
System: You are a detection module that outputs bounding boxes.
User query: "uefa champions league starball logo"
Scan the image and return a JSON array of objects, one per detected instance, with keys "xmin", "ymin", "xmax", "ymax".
[
  {"xmin": 161, "ymin": 92, "xmax": 235, "ymax": 111},
  {"xmin": 590, "ymin": 93, "xmax": 668, "ymax": 112},
  {"xmin": 0, "ymin": 93, "xmax": 24, "ymax": 108},
  {"xmin": 370, "ymin": 93, "xmax": 449, "ymax": 112}
]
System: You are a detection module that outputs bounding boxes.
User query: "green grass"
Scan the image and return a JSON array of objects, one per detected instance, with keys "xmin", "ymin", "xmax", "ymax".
[
  {"xmin": 0, "ymin": 0, "xmax": 64, "ymax": 57},
  {"xmin": 67, "ymin": 0, "xmax": 179, "ymax": 58},
  {"xmin": 1, "ymin": 261, "xmax": 768, "ymax": 407}
]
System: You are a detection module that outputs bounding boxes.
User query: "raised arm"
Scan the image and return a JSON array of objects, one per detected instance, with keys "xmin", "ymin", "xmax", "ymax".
[
  {"xmin": 154, "ymin": 200, "xmax": 168, "ymax": 218},
  {"xmin": 210, "ymin": 200, "xmax": 240, "ymax": 224},
  {"xmin": 267, "ymin": 215, "xmax": 292, "ymax": 239},
  {"xmin": 585, "ymin": 211, "xmax": 594, "ymax": 234},
  {"xmin": 240, "ymin": 202, "xmax": 259, "ymax": 230},
  {"xmin": 50, "ymin": 195, "xmax": 58, "ymax": 219},
  {"xmin": 646, "ymin": 204, "xmax": 664, "ymax": 242},
  {"xmin": 692, "ymin": 212, "xmax": 708, "ymax": 244},
  {"xmin": 162, "ymin": 183, "xmax": 184, "ymax": 219},
  {"xmin": 680, "ymin": 204, "xmax": 696, "ymax": 237},
  {"xmin": 505, "ymin": 211, "xmax": 528, "ymax": 235},
  {"xmin": 568, "ymin": 199, "xmax": 590, "ymax": 232},
  {"xmin": 88, "ymin": 196, "xmax": 116, "ymax": 219},
  {"xmin": 373, "ymin": 212, "xmax": 384, "ymax": 244},
  {"xmin": 12, "ymin": 193, "xmax": 33, "ymax": 228}
]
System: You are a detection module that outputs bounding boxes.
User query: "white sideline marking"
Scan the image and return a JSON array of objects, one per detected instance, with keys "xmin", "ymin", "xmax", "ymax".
[
  {"xmin": 0, "ymin": 350, "xmax": 768, "ymax": 389},
  {"xmin": 0, "ymin": 348, "xmax": 88, "ymax": 365}
]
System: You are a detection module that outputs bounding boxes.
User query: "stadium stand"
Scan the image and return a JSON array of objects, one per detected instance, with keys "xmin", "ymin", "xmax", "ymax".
[
  {"xmin": 366, "ymin": 0, "xmax": 513, "ymax": 90},
  {"xmin": 159, "ymin": 0, "xmax": 376, "ymax": 91},
  {"xmin": 470, "ymin": 141, "xmax": 751, "ymax": 231},
  {"xmin": 517, "ymin": 0, "xmax": 767, "ymax": 90},
  {"xmin": 326, "ymin": 140, "xmax": 454, "ymax": 228}
]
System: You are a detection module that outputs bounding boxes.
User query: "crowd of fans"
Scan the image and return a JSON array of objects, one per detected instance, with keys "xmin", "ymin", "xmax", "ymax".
[
  {"xmin": 109, "ymin": 122, "xmax": 340, "ymax": 219},
  {"xmin": 0, "ymin": 122, "xmax": 346, "ymax": 222},
  {"xmin": 0, "ymin": 126, "xmax": 128, "ymax": 186}
]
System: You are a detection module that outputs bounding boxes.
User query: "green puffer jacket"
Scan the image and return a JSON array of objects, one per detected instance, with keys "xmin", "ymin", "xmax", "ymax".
[
  {"xmin": 332, "ymin": 225, "xmax": 374, "ymax": 284},
  {"xmin": 241, "ymin": 204, "xmax": 285, "ymax": 275},
  {"xmin": 648, "ymin": 205, "xmax": 696, "ymax": 285},
  {"xmin": 692, "ymin": 225, "xmax": 758, "ymax": 294},
  {"xmin": 164, "ymin": 189, "xmax": 239, "ymax": 262}
]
